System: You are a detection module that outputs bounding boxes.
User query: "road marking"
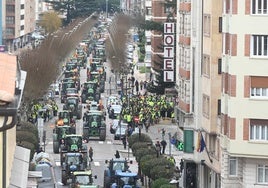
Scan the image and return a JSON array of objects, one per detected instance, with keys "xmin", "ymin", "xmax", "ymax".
[
  {"xmin": 107, "ymin": 141, "xmax": 112, "ymax": 144},
  {"xmin": 98, "ymin": 141, "xmax": 104, "ymax": 144},
  {"xmin": 55, "ymin": 161, "xmax": 61, "ymax": 166},
  {"xmin": 48, "ymin": 141, "xmax": 53, "ymax": 145},
  {"xmin": 94, "ymin": 162, "xmax": 100, "ymax": 166}
]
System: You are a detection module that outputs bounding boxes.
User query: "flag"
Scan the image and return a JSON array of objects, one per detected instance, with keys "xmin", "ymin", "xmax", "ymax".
[{"xmin": 196, "ymin": 132, "xmax": 206, "ymax": 153}]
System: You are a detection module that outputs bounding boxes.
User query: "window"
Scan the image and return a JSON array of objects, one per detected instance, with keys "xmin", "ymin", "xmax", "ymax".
[
  {"xmin": 6, "ymin": 16, "xmax": 15, "ymax": 25},
  {"xmin": 250, "ymin": 124, "xmax": 268, "ymax": 141},
  {"xmin": 257, "ymin": 165, "xmax": 268, "ymax": 184},
  {"xmin": 202, "ymin": 94, "xmax": 210, "ymax": 117},
  {"xmin": 6, "ymin": 28, "xmax": 14, "ymax": 36},
  {"xmin": 20, "ymin": 15, "xmax": 24, "ymax": 20},
  {"xmin": 20, "ymin": 25, "xmax": 24, "ymax": 31},
  {"xmin": 6, "ymin": 5, "xmax": 15, "ymax": 12},
  {"xmin": 202, "ymin": 54, "xmax": 210, "ymax": 77},
  {"xmin": 229, "ymin": 157, "xmax": 237, "ymax": 176},
  {"xmin": 251, "ymin": 88, "xmax": 268, "ymax": 98},
  {"xmin": 250, "ymin": 76, "xmax": 268, "ymax": 98},
  {"xmin": 252, "ymin": 35, "xmax": 268, "ymax": 57},
  {"xmin": 218, "ymin": 58, "xmax": 222, "ymax": 74},
  {"xmin": 164, "ymin": 4, "xmax": 172, "ymax": 13},
  {"xmin": 20, "ymin": 4, "xmax": 24, "ymax": 9},
  {"xmin": 203, "ymin": 14, "xmax": 211, "ymax": 36},
  {"xmin": 146, "ymin": 7, "xmax": 152, "ymax": 15},
  {"xmin": 252, "ymin": 0, "xmax": 268, "ymax": 15},
  {"xmin": 217, "ymin": 99, "xmax": 221, "ymax": 115}
]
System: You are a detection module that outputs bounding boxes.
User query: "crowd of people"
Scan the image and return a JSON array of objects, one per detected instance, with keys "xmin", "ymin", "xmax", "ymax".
[{"xmin": 120, "ymin": 94, "xmax": 175, "ymax": 131}]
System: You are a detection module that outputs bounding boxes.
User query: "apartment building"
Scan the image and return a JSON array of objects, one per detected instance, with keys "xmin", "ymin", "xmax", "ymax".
[
  {"xmin": 144, "ymin": 0, "xmax": 152, "ymax": 69},
  {"xmin": 176, "ymin": 0, "xmax": 268, "ymax": 187},
  {"xmin": 150, "ymin": 0, "xmax": 174, "ymax": 82},
  {"xmin": 221, "ymin": 0, "xmax": 268, "ymax": 187},
  {"xmin": 176, "ymin": 0, "xmax": 222, "ymax": 187},
  {"xmin": 3, "ymin": 0, "xmax": 36, "ymax": 52},
  {"xmin": 0, "ymin": 53, "xmax": 27, "ymax": 187}
]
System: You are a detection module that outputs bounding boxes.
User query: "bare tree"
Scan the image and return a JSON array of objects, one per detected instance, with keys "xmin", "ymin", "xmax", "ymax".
[{"xmin": 19, "ymin": 14, "xmax": 98, "ymax": 103}]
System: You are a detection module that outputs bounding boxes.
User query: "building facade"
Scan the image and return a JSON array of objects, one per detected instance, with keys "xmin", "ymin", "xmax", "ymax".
[
  {"xmin": 3, "ymin": 0, "xmax": 36, "ymax": 52},
  {"xmin": 0, "ymin": 53, "xmax": 27, "ymax": 187},
  {"xmin": 176, "ymin": 0, "xmax": 268, "ymax": 187},
  {"xmin": 221, "ymin": 0, "xmax": 268, "ymax": 187}
]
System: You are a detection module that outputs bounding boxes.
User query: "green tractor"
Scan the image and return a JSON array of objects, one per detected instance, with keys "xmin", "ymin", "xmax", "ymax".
[
  {"xmin": 70, "ymin": 170, "xmax": 98, "ymax": 188},
  {"xmin": 83, "ymin": 110, "xmax": 106, "ymax": 141},
  {"xmin": 61, "ymin": 152, "xmax": 89, "ymax": 185},
  {"xmin": 61, "ymin": 81, "xmax": 76, "ymax": 103},
  {"xmin": 63, "ymin": 96, "xmax": 82, "ymax": 119},
  {"xmin": 81, "ymin": 81, "xmax": 99, "ymax": 103},
  {"xmin": 61, "ymin": 134, "xmax": 87, "ymax": 153},
  {"xmin": 53, "ymin": 125, "xmax": 76, "ymax": 154}
]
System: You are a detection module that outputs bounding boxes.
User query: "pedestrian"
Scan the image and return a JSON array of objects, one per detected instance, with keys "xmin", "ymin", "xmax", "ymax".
[
  {"xmin": 115, "ymin": 150, "xmax": 120, "ymax": 158},
  {"xmin": 88, "ymin": 147, "xmax": 93, "ymax": 161},
  {"xmin": 155, "ymin": 141, "xmax": 161, "ymax": 157},
  {"xmin": 135, "ymin": 80, "xmax": 139, "ymax": 93},
  {"xmin": 140, "ymin": 80, "xmax": 144, "ymax": 90},
  {"xmin": 122, "ymin": 137, "xmax": 127, "ymax": 149},
  {"xmin": 161, "ymin": 139, "xmax": 167, "ymax": 154}
]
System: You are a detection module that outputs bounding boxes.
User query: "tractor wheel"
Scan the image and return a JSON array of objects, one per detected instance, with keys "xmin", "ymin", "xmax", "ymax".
[
  {"xmin": 103, "ymin": 174, "xmax": 110, "ymax": 188},
  {"xmin": 100, "ymin": 129, "xmax": 106, "ymax": 141},
  {"xmin": 83, "ymin": 129, "xmax": 89, "ymax": 140},
  {"xmin": 82, "ymin": 94, "xmax": 86, "ymax": 103},
  {"xmin": 61, "ymin": 171, "xmax": 67, "ymax": 185},
  {"xmin": 53, "ymin": 141, "xmax": 59, "ymax": 154}
]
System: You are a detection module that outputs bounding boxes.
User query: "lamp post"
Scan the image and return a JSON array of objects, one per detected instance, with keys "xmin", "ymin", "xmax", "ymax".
[{"xmin": 106, "ymin": 0, "xmax": 108, "ymax": 18}]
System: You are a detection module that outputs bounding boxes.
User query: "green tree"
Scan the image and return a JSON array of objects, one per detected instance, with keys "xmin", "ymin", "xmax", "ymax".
[
  {"xmin": 39, "ymin": 11, "xmax": 62, "ymax": 34},
  {"xmin": 151, "ymin": 178, "xmax": 170, "ymax": 188},
  {"xmin": 47, "ymin": 0, "xmax": 100, "ymax": 25},
  {"xmin": 16, "ymin": 121, "xmax": 39, "ymax": 159},
  {"xmin": 128, "ymin": 133, "xmax": 152, "ymax": 148},
  {"xmin": 131, "ymin": 142, "xmax": 152, "ymax": 155}
]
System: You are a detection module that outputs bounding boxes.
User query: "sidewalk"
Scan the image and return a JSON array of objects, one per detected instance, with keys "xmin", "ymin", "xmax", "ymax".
[{"xmin": 118, "ymin": 119, "xmax": 184, "ymax": 187}]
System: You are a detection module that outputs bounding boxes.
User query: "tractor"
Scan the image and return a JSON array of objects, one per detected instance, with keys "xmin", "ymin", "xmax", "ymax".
[
  {"xmin": 60, "ymin": 81, "xmax": 76, "ymax": 103},
  {"xmin": 60, "ymin": 134, "xmax": 90, "ymax": 185},
  {"xmin": 63, "ymin": 96, "xmax": 82, "ymax": 119},
  {"xmin": 69, "ymin": 170, "xmax": 98, "ymax": 188},
  {"xmin": 52, "ymin": 125, "xmax": 76, "ymax": 154},
  {"xmin": 55, "ymin": 110, "xmax": 75, "ymax": 126},
  {"xmin": 61, "ymin": 152, "xmax": 89, "ymax": 185},
  {"xmin": 113, "ymin": 170, "xmax": 140, "ymax": 188},
  {"xmin": 81, "ymin": 81, "xmax": 100, "ymax": 103},
  {"xmin": 103, "ymin": 158, "xmax": 132, "ymax": 188},
  {"xmin": 83, "ymin": 110, "xmax": 106, "ymax": 141}
]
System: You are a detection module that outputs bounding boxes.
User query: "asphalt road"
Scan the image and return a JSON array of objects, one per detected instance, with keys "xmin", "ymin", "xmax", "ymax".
[{"xmin": 40, "ymin": 50, "xmax": 136, "ymax": 188}]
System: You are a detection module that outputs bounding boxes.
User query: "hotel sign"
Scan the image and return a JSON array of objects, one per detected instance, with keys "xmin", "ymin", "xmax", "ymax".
[{"xmin": 163, "ymin": 23, "xmax": 175, "ymax": 82}]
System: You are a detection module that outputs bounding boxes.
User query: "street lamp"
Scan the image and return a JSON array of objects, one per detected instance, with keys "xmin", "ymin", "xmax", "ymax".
[{"xmin": 106, "ymin": 0, "xmax": 108, "ymax": 18}]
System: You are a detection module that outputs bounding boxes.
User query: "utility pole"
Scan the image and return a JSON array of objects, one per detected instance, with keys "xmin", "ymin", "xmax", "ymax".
[{"xmin": 106, "ymin": 0, "xmax": 108, "ymax": 18}]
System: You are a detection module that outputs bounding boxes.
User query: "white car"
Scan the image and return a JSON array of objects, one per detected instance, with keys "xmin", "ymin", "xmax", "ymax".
[
  {"xmin": 107, "ymin": 96, "xmax": 121, "ymax": 112},
  {"xmin": 109, "ymin": 104, "xmax": 122, "ymax": 119}
]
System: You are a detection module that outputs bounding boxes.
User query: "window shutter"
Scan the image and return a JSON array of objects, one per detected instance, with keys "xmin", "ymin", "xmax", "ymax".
[{"xmin": 184, "ymin": 130, "xmax": 194, "ymax": 153}]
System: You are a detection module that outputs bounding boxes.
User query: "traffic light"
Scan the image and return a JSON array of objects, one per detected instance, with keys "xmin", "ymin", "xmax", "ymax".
[{"xmin": 176, "ymin": 140, "xmax": 184, "ymax": 151}]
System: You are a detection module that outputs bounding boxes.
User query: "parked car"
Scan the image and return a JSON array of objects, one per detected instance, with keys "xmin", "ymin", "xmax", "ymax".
[
  {"xmin": 114, "ymin": 126, "xmax": 127, "ymax": 140},
  {"xmin": 110, "ymin": 119, "xmax": 119, "ymax": 134},
  {"xmin": 108, "ymin": 104, "xmax": 122, "ymax": 119}
]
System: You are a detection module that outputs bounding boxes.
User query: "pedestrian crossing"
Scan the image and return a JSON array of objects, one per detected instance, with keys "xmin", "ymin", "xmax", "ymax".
[{"xmin": 48, "ymin": 140, "xmax": 115, "ymax": 145}]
